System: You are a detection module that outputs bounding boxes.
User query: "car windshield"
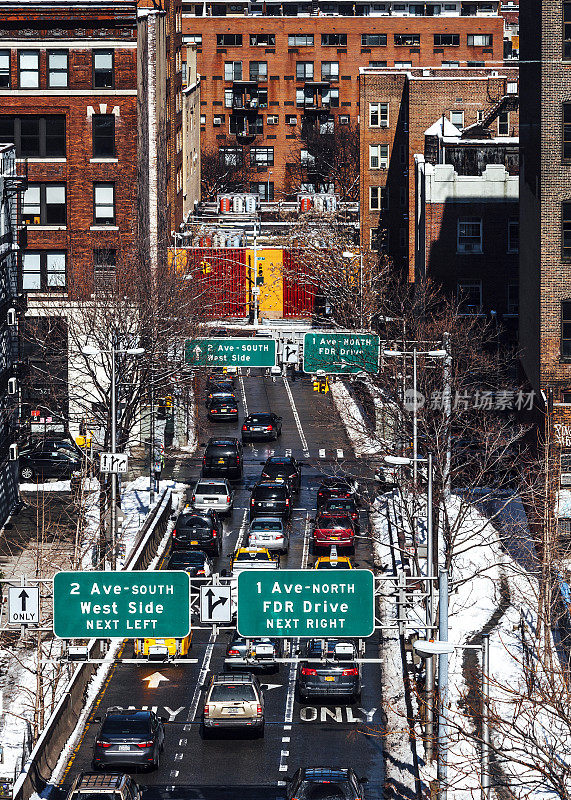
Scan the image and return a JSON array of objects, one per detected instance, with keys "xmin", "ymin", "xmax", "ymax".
[
  {"xmin": 209, "ymin": 684, "xmax": 257, "ymax": 701},
  {"xmin": 235, "ymin": 551, "xmax": 271, "ymax": 561},
  {"xmin": 251, "ymin": 520, "xmax": 282, "ymax": 531},
  {"xmin": 102, "ymin": 716, "xmax": 151, "ymax": 735},
  {"xmin": 196, "ymin": 483, "xmax": 226, "ymax": 494},
  {"xmin": 75, "ymin": 793, "xmax": 122, "ymax": 800},
  {"xmin": 181, "ymin": 517, "xmax": 211, "ymax": 529},
  {"xmin": 318, "ymin": 516, "xmax": 352, "ymax": 529},
  {"xmin": 255, "ymin": 486, "xmax": 285, "ymax": 499},
  {"xmin": 248, "ymin": 415, "xmax": 272, "ymax": 423},
  {"xmin": 263, "ymin": 463, "xmax": 292, "ymax": 475},
  {"xmin": 170, "ymin": 553, "xmax": 205, "ymax": 565}
]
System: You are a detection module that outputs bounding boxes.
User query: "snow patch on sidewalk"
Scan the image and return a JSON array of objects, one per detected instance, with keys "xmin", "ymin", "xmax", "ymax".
[{"xmin": 329, "ymin": 380, "xmax": 383, "ymax": 457}]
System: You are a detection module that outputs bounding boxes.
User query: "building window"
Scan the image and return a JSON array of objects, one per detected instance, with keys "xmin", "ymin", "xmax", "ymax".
[
  {"xmin": 441, "ymin": 61, "xmax": 460, "ymax": 68},
  {"xmin": 508, "ymin": 218, "xmax": 519, "ymax": 253},
  {"xmin": 200, "ymin": 114, "xmax": 206, "ymax": 124},
  {"xmin": 184, "ymin": 34, "xmax": 202, "ymax": 45},
  {"xmin": 498, "ymin": 111, "xmax": 509, "ymax": 136},
  {"xmin": 562, "ymin": 301, "xmax": 571, "ymax": 358},
  {"xmin": 251, "ymin": 181, "xmax": 274, "ymax": 201},
  {"xmin": 249, "ymin": 61, "xmax": 267, "ymax": 81},
  {"xmin": 22, "ymin": 251, "xmax": 66, "ymax": 291},
  {"xmin": 339, "ymin": 114, "xmax": 349, "ymax": 124},
  {"xmin": 324, "ymin": 87, "xmax": 339, "ymax": 107},
  {"xmin": 286, "ymin": 114, "xmax": 297, "ymax": 125},
  {"xmin": 18, "ymin": 50, "xmax": 39, "ymax": 88},
  {"xmin": 507, "ymin": 283, "xmax": 519, "ymax": 315},
  {"xmin": 321, "ymin": 61, "xmax": 339, "ymax": 81},
  {"xmin": 450, "ymin": 110, "xmax": 464, "ymax": 127},
  {"xmin": 394, "ymin": 61, "xmax": 412, "ymax": 68},
  {"xmin": 457, "ymin": 217, "xmax": 482, "ymax": 253},
  {"xmin": 0, "ymin": 115, "xmax": 66, "ymax": 158},
  {"xmin": 400, "ymin": 186, "xmax": 407, "ymax": 206},
  {"xmin": 250, "ymin": 146, "xmax": 273, "ymax": 166},
  {"xmin": 565, "ymin": 3, "xmax": 571, "ymax": 59},
  {"xmin": 369, "ymin": 144, "xmax": 389, "ymax": 169},
  {"xmin": 93, "ymin": 182, "xmax": 115, "ymax": 225},
  {"xmin": 288, "ymin": 34, "xmax": 314, "ymax": 46},
  {"xmin": 93, "ymin": 50, "xmax": 114, "ymax": 88},
  {"xmin": 219, "ymin": 146, "xmax": 243, "ymax": 166},
  {"xmin": 370, "ymin": 228, "xmax": 380, "ymax": 251},
  {"xmin": 296, "ymin": 61, "xmax": 313, "ymax": 80},
  {"xmin": 467, "ymin": 34, "xmax": 492, "ymax": 46},
  {"xmin": 434, "ymin": 33, "xmax": 459, "ymax": 46},
  {"xmin": 369, "ymin": 60, "xmax": 388, "ymax": 68},
  {"xmin": 369, "ymin": 185, "xmax": 387, "ymax": 210},
  {"xmin": 22, "ymin": 183, "xmax": 66, "ymax": 225},
  {"xmin": 93, "ymin": 249, "xmax": 116, "ymax": 290},
  {"xmin": 217, "ymin": 34, "xmax": 242, "ymax": 46},
  {"xmin": 300, "ymin": 149, "xmax": 315, "ymax": 167},
  {"xmin": 564, "ymin": 104, "xmax": 571, "ymax": 161},
  {"xmin": 0, "ymin": 50, "xmax": 9, "ymax": 88},
  {"xmin": 394, "ymin": 34, "xmax": 420, "ymax": 46},
  {"xmin": 48, "ymin": 50, "xmax": 68, "ymax": 88},
  {"xmin": 563, "ymin": 202, "xmax": 571, "ymax": 260},
  {"xmin": 369, "ymin": 102, "xmax": 388, "ymax": 127},
  {"xmin": 321, "ymin": 33, "xmax": 347, "ymax": 46},
  {"xmin": 92, "ymin": 114, "xmax": 115, "ymax": 158},
  {"xmin": 224, "ymin": 61, "xmax": 242, "ymax": 81},
  {"xmin": 361, "ymin": 33, "xmax": 387, "ymax": 46},
  {"xmin": 457, "ymin": 281, "xmax": 482, "ymax": 314},
  {"xmin": 319, "ymin": 116, "xmax": 334, "ymax": 134},
  {"xmin": 250, "ymin": 34, "xmax": 275, "ymax": 46},
  {"xmin": 267, "ymin": 115, "xmax": 278, "ymax": 125}
]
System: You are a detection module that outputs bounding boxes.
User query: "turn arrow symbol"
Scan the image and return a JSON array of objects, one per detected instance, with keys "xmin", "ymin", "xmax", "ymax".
[
  {"xmin": 261, "ymin": 683, "xmax": 281, "ymax": 691},
  {"xmin": 142, "ymin": 672, "xmax": 170, "ymax": 689},
  {"xmin": 204, "ymin": 588, "xmax": 228, "ymax": 619}
]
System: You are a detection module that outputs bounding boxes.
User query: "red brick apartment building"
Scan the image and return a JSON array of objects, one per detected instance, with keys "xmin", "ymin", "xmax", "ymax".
[
  {"xmin": 182, "ymin": 6, "xmax": 504, "ymax": 201},
  {"xmin": 359, "ymin": 65, "xmax": 518, "ymax": 278},
  {"xmin": 0, "ymin": 0, "xmax": 183, "ymax": 299}
]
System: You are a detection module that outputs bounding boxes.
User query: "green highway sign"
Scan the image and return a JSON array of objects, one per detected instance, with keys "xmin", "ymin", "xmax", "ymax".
[
  {"xmin": 53, "ymin": 571, "xmax": 190, "ymax": 639},
  {"xmin": 237, "ymin": 570, "xmax": 375, "ymax": 638},
  {"xmin": 185, "ymin": 338, "xmax": 277, "ymax": 368},
  {"xmin": 303, "ymin": 332, "xmax": 380, "ymax": 375}
]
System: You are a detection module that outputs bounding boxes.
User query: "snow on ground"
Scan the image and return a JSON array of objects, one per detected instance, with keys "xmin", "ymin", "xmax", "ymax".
[{"xmin": 329, "ymin": 380, "xmax": 383, "ymax": 457}]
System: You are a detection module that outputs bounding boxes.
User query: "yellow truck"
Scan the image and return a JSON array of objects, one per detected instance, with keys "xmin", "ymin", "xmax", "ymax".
[{"xmin": 134, "ymin": 633, "xmax": 192, "ymax": 661}]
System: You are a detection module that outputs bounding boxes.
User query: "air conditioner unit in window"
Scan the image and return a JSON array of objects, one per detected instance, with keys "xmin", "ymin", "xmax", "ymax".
[
  {"xmin": 8, "ymin": 377, "xmax": 17, "ymax": 395},
  {"xmin": 7, "ymin": 307, "xmax": 16, "ymax": 326},
  {"xmin": 561, "ymin": 473, "xmax": 571, "ymax": 488},
  {"xmin": 380, "ymin": 121, "xmax": 389, "ymax": 127},
  {"xmin": 288, "ymin": 118, "xmax": 297, "ymax": 125},
  {"xmin": 9, "ymin": 443, "xmax": 18, "ymax": 461},
  {"xmin": 267, "ymin": 116, "xmax": 278, "ymax": 124},
  {"xmin": 213, "ymin": 116, "xmax": 222, "ymax": 125}
]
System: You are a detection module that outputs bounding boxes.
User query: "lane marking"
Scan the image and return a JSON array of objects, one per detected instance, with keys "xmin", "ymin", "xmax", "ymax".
[
  {"xmin": 189, "ymin": 632, "xmax": 216, "ymax": 722},
  {"xmin": 282, "ymin": 376, "xmax": 310, "ymax": 457},
  {"xmin": 301, "ymin": 513, "xmax": 310, "ymax": 570},
  {"xmin": 282, "ymin": 736, "xmax": 291, "ymax": 743},
  {"xmin": 238, "ymin": 373, "xmax": 249, "ymax": 416},
  {"xmin": 336, "ymin": 448, "xmax": 344, "ymax": 460},
  {"xmin": 319, "ymin": 449, "xmax": 326, "ymax": 459},
  {"xmin": 178, "ymin": 739, "xmax": 187, "ymax": 746},
  {"xmin": 284, "ymin": 725, "xmax": 292, "ymax": 730},
  {"xmin": 234, "ymin": 508, "xmax": 249, "ymax": 552},
  {"xmin": 284, "ymin": 513, "xmax": 311, "ymax": 727},
  {"xmin": 174, "ymin": 752, "xmax": 184, "ymax": 761},
  {"xmin": 169, "ymin": 771, "xmax": 179, "ymax": 779}
]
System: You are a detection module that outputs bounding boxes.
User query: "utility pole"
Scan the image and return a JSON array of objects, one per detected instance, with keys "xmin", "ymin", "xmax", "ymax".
[
  {"xmin": 253, "ymin": 219, "xmax": 259, "ymax": 325},
  {"xmin": 110, "ymin": 331, "xmax": 117, "ymax": 570},
  {"xmin": 437, "ymin": 568, "xmax": 449, "ymax": 800},
  {"xmin": 443, "ymin": 331, "xmax": 452, "ymax": 499},
  {"xmin": 481, "ymin": 633, "xmax": 490, "ymax": 800},
  {"xmin": 149, "ymin": 374, "xmax": 155, "ymax": 506},
  {"xmin": 425, "ymin": 452, "xmax": 435, "ymax": 761}
]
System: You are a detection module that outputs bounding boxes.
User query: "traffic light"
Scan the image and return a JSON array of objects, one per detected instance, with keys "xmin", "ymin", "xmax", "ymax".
[
  {"xmin": 313, "ymin": 378, "xmax": 329, "ymax": 393},
  {"xmin": 200, "ymin": 260, "xmax": 212, "ymax": 275}
]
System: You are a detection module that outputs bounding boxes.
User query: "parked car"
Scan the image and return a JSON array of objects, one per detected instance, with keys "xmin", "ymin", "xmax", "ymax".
[
  {"xmin": 65, "ymin": 772, "xmax": 141, "ymax": 800},
  {"xmin": 201, "ymin": 672, "xmax": 265, "ymax": 738},
  {"xmin": 191, "ymin": 479, "xmax": 234, "ymax": 516},
  {"xmin": 224, "ymin": 633, "xmax": 282, "ymax": 672},
  {"xmin": 248, "ymin": 516, "xmax": 289, "ymax": 553},
  {"xmin": 286, "ymin": 768, "xmax": 366, "ymax": 800},
  {"xmin": 250, "ymin": 481, "xmax": 292, "ymax": 520},
  {"xmin": 92, "ymin": 709, "xmax": 165, "ymax": 771},
  {"xmin": 260, "ymin": 455, "xmax": 301, "ymax": 493},
  {"xmin": 167, "ymin": 549, "xmax": 213, "ymax": 577},
  {"xmin": 242, "ymin": 412, "xmax": 282, "ymax": 442},
  {"xmin": 202, "ymin": 438, "xmax": 243, "ymax": 479},
  {"xmin": 19, "ymin": 442, "xmax": 85, "ymax": 482},
  {"xmin": 297, "ymin": 640, "xmax": 361, "ymax": 701},
  {"xmin": 208, "ymin": 396, "xmax": 239, "ymax": 421},
  {"xmin": 172, "ymin": 509, "xmax": 223, "ymax": 557},
  {"xmin": 316, "ymin": 478, "xmax": 358, "ymax": 511},
  {"xmin": 312, "ymin": 513, "xmax": 355, "ymax": 552},
  {"xmin": 320, "ymin": 497, "xmax": 360, "ymax": 534}
]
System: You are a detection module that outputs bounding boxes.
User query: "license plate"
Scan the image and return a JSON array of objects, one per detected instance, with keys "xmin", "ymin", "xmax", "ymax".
[
  {"xmin": 224, "ymin": 707, "xmax": 240, "ymax": 714},
  {"xmin": 191, "ymin": 540, "xmax": 199, "ymax": 545},
  {"xmin": 265, "ymin": 502, "xmax": 276, "ymax": 507},
  {"xmin": 118, "ymin": 745, "xmax": 132, "ymax": 751},
  {"xmin": 203, "ymin": 499, "xmax": 215, "ymax": 503},
  {"xmin": 252, "ymin": 427, "xmax": 263, "ymax": 432},
  {"xmin": 325, "ymin": 676, "xmax": 335, "ymax": 682}
]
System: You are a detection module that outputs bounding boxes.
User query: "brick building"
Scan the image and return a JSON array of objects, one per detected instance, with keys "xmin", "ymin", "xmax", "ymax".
[
  {"xmin": 359, "ymin": 65, "xmax": 518, "ymax": 279},
  {"xmin": 182, "ymin": 8, "xmax": 504, "ymax": 201}
]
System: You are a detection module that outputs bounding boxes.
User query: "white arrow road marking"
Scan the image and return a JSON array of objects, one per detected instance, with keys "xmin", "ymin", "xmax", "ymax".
[
  {"xmin": 261, "ymin": 683, "xmax": 281, "ymax": 691},
  {"xmin": 164, "ymin": 706, "xmax": 185, "ymax": 720},
  {"xmin": 142, "ymin": 673, "xmax": 169, "ymax": 689}
]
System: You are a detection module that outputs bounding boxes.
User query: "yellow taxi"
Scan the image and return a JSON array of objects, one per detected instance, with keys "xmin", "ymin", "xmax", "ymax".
[
  {"xmin": 313, "ymin": 546, "xmax": 354, "ymax": 570},
  {"xmin": 134, "ymin": 633, "xmax": 193, "ymax": 661},
  {"xmin": 230, "ymin": 547, "xmax": 279, "ymax": 575}
]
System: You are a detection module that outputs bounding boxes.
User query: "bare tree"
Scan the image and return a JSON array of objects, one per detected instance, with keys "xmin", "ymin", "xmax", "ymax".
[{"xmin": 200, "ymin": 145, "xmax": 254, "ymax": 200}]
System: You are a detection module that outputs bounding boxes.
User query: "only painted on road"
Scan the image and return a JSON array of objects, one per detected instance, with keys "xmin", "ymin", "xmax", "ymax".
[
  {"xmin": 185, "ymin": 338, "xmax": 277, "ymax": 367},
  {"xmin": 53, "ymin": 571, "xmax": 190, "ymax": 639},
  {"xmin": 237, "ymin": 569, "xmax": 375, "ymax": 638}
]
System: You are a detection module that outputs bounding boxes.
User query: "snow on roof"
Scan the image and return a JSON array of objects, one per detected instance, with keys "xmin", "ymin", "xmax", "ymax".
[{"xmin": 424, "ymin": 117, "xmax": 461, "ymax": 138}]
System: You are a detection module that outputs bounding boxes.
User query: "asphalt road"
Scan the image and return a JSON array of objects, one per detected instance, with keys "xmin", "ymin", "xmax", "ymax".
[{"xmin": 59, "ymin": 372, "xmax": 385, "ymax": 799}]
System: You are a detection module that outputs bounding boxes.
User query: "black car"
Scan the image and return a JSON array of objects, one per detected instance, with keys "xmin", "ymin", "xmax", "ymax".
[
  {"xmin": 19, "ymin": 442, "xmax": 84, "ymax": 482},
  {"xmin": 202, "ymin": 438, "xmax": 243, "ymax": 479},
  {"xmin": 287, "ymin": 768, "xmax": 366, "ymax": 800},
  {"xmin": 250, "ymin": 481, "xmax": 292, "ymax": 520},
  {"xmin": 208, "ymin": 396, "xmax": 239, "ymax": 421},
  {"xmin": 205, "ymin": 382, "xmax": 236, "ymax": 405},
  {"xmin": 297, "ymin": 640, "xmax": 361, "ymax": 702},
  {"xmin": 242, "ymin": 412, "xmax": 283, "ymax": 442},
  {"xmin": 172, "ymin": 509, "xmax": 223, "ymax": 556},
  {"xmin": 260, "ymin": 456, "xmax": 301, "ymax": 493},
  {"xmin": 206, "ymin": 373, "xmax": 235, "ymax": 391},
  {"xmin": 320, "ymin": 498, "xmax": 360, "ymax": 534},
  {"xmin": 167, "ymin": 549, "xmax": 213, "ymax": 577},
  {"xmin": 224, "ymin": 632, "xmax": 282, "ymax": 671},
  {"xmin": 316, "ymin": 478, "xmax": 357, "ymax": 511},
  {"xmin": 92, "ymin": 709, "xmax": 165, "ymax": 771}
]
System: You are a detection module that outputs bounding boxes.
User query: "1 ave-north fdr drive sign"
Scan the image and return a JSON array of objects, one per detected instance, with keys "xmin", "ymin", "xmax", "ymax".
[
  {"xmin": 303, "ymin": 332, "xmax": 380, "ymax": 375},
  {"xmin": 237, "ymin": 570, "xmax": 375, "ymax": 638},
  {"xmin": 53, "ymin": 571, "xmax": 190, "ymax": 639},
  {"xmin": 185, "ymin": 338, "xmax": 277, "ymax": 368}
]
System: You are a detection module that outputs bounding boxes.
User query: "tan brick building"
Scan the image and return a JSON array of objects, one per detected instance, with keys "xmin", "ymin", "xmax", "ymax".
[{"xmin": 182, "ymin": 10, "xmax": 504, "ymax": 201}]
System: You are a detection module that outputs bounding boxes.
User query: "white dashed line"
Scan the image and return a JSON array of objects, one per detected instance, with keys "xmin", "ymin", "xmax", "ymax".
[
  {"xmin": 284, "ymin": 725, "xmax": 292, "ymax": 730},
  {"xmin": 174, "ymin": 753, "xmax": 183, "ymax": 761},
  {"xmin": 282, "ymin": 376, "xmax": 310, "ymax": 457},
  {"xmin": 169, "ymin": 771, "xmax": 179, "ymax": 779},
  {"xmin": 336, "ymin": 448, "xmax": 344, "ymax": 460},
  {"xmin": 189, "ymin": 632, "xmax": 216, "ymax": 721},
  {"xmin": 234, "ymin": 508, "xmax": 249, "ymax": 552},
  {"xmin": 178, "ymin": 739, "xmax": 187, "ymax": 747},
  {"xmin": 319, "ymin": 449, "xmax": 326, "ymax": 459},
  {"xmin": 282, "ymin": 736, "xmax": 291, "ymax": 743},
  {"xmin": 238, "ymin": 373, "xmax": 249, "ymax": 416}
]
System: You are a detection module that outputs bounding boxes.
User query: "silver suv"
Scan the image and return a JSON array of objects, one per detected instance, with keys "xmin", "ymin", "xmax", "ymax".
[
  {"xmin": 201, "ymin": 672, "xmax": 264, "ymax": 738},
  {"xmin": 191, "ymin": 479, "xmax": 234, "ymax": 516},
  {"xmin": 66, "ymin": 773, "xmax": 140, "ymax": 800}
]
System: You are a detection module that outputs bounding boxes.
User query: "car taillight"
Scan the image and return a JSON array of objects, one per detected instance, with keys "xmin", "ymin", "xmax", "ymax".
[
  {"xmin": 342, "ymin": 668, "xmax": 359, "ymax": 676},
  {"xmin": 251, "ymin": 498, "xmax": 255, "ymax": 505},
  {"xmin": 137, "ymin": 741, "xmax": 154, "ymax": 749},
  {"xmin": 267, "ymin": 425, "xmax": 273, "ymax": 431},
  {"xmin": 242, "ymin": 425, "xmax": 247, "ymax": 431},
  {"xmin": 204, "ymin": 705, "xmax": 210, "ymax": 715},
  {"xmin": 173, "ymin": 529, "xmax": 177, "ymax": 537},
  {"xmin": 276, "ymin": 534, "xmax": 284, "ymax": 539},
  {"xmin": 228, "ymin": 649, "xmax": 240, "ymax": 655},
  {"xmin": 352, "ymin": 513, "xmax": 358, "ymax": 519},
  {"xmin": 285, "ymin": 498, "xmax": 290, "ymax": 506},
  {"xmin": 192, "ymin": 495, "xmax": 196, "ymax": 502},
  {"xmin": 96, "ymin": 741, "xmax": 111, "ymax": 748},
  {"xmin": 203, "ymin": 456, "xmax": 206, "ymax": 464},
  {"xmin": 197, "ymin": 569, "xmax": 205, "ymax": 575},
  {"xmin": 236, "ymin": 457, "xmax": 240, "ymax": 465},
  {"xmin": 256, "ymin": 704, "xmax": 262, "ymax": 714},
  {"xmin": 212, "ymin": 409, "xmax": 218, "ymax": 414},
  {"xmin": 262, "ymin": 472, "xmax": 269, "ymax": 478},
  {"xmin": 301, "ymin": 667, "xmax": 317, "ymax": 676},
  {"xmin": 212, "ymin": 531, "xmax": 217, "ymax": 537},
  {"xmin": 226, "ymin": 495, "xmax": 230, "ymax": 503}
]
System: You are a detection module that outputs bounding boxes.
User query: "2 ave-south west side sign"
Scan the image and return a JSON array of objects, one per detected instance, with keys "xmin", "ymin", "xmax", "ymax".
[
  {"xmin": 237, "ymin": 570, "xmax": 375, "ymax": 638},
  {"xmin": 185, "ymin": 338, "xmax": 277, "ymax": 368},
  {"xmin": 53, "ymin": 572, "xmax": 190, "ymax": 639}
]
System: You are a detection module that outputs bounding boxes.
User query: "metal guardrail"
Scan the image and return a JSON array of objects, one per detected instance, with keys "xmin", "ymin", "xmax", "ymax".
[{"xmin": 12, "ymin": 487, "xmax": 174, "ymax": 800}]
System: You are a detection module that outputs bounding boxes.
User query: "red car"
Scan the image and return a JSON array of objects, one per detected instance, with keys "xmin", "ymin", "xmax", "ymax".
[{"xmin": 312, "ymin": 513, "xmax": 355, "ymax": 551}]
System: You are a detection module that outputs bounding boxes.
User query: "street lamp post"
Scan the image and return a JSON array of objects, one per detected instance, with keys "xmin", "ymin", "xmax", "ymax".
[{"xmin": 82, "ymin": 339, "xmax": 145, "ymax": 569}]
